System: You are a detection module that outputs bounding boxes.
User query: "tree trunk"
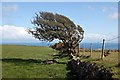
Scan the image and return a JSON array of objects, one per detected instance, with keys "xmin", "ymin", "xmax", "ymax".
[{"xmin": 70, "ymin": 53, "xmax": 77, "ymax": 60}]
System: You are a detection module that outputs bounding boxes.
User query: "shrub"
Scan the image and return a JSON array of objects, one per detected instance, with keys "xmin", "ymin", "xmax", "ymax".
[{"xmin": 66, "ymin": 59, "xmax": 114, "ymax": 80}]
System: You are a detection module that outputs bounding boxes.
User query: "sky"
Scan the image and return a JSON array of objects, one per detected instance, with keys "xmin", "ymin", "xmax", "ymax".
[
  {"xmin": 0, "ymin": 2, "xmax": 118, "ymax": 43},
  {"xmin": 1, "ymin": 0, "xmax": 119, "ymax": 2}
]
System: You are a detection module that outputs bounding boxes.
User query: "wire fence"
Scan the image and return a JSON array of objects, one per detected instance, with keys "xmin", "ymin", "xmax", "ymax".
[
  {"xmin": 80, "ymin": 35, "xmax": 119, "ymax": 50},
  {"xmin": 48, "ymin": 35, "xmax": 119, "ymax": 58},
  {"xmin": 78, "ymin": 35, "xmax": 119, "ymax": 58}
]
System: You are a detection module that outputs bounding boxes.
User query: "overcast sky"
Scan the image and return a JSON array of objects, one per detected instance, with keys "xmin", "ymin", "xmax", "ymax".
[{"xmin": 1, "ymin": 2, "xmax": 118, "ymax": 43}]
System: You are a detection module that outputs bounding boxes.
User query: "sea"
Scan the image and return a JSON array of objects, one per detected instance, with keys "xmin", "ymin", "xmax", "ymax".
[{"xmin": 1, "ymin": 42, "xmax": 119, "ymax": 50}]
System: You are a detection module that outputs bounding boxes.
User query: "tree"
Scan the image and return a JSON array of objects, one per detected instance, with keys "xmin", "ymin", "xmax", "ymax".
[{"xmin": 28, "ymin": 12, "xmax": 84, "ymax": 59}]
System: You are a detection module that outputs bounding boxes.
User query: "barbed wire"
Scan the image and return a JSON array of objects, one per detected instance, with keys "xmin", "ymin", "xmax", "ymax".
[
  {"xmin": 80, "ymin": 35, "xmax": 120, "ymax": 50},
  {"xmin": 105, "ymin": 35, "xmax": 120, "ymax": 42},
  {"xmin": 92, "ymin": 35, "xmax": 120, "ymax": 44},
  {"xmin": 48, "ymin": 35, "xmax": 119, "ymax": 50}
]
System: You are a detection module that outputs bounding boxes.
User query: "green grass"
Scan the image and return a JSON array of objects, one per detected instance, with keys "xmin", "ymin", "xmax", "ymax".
[
  {"xmin": 1, "ymin": 44, "xmax": 119, "ymax": 79},
  {"xmin": 2, "ymin": 45, "xmax": 54, "ymax": 60},
  {"xmin": 2, "ymin": 44, "xmax": 68, "ymax": 78}
]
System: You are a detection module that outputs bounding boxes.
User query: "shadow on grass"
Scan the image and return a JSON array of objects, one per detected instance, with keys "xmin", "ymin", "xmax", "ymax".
[
  {"xmin": 2, "ymin": 78, "xmax": 66, "ymax": 80},
  {"xmin": 1, "ymin": 58, "xmax": 66, "ymax": 65}
]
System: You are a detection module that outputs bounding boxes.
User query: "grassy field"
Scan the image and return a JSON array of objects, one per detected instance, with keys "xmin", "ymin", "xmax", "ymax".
[{"xmin": 1, "ymin": 44, "xmax": 119, "ymax": 79}]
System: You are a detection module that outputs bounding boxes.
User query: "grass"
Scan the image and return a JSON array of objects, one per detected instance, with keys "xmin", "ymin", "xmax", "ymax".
[
  {"xmin": 2, "ymin": 45, "xmax": 68, "ymax": 78},
  {"xmin": 1, "ymin": 44, "xmax": 119, "ymax": 79},
  {"xmin": 2, "ymin": 45, "xmax": 54, "ymax": 60}
]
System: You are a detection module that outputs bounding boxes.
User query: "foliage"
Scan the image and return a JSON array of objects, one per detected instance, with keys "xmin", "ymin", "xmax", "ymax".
[
  {"xmin": 28, "ymin": 12, "xmax": 84, "ymax": 58},
  {"xmin": 67, "ymin": 59, "xmax": 114, "ymax": 80},
  {"xmin": 50, "ymin": 42, "xmax": 70, "ymax": 58},
  {"xmin": 104, "ymin": 50, "xmax": 111, "ymax": 57}
]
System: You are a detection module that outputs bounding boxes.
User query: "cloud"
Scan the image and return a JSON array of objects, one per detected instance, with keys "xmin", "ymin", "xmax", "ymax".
[
  {"xmin": 101, "ymin": 6, "xmax": 108, "ymax": 12},
  {"xmin": 110, "ymin": 6, "xmax": 117, "ymax": 10},
  {"xmin": 3, "ymin": 4, "xmax": 18, "ymax": 11},
  {"xmin": 0, "ymin": 25, "xmax": 63, "ymax": 43},
  {"xmin": 1, "ymin": 25, "xmax": 39, "ymax": 43},
  {"xmin": 0, "ymin": 26, "xmax": 2, "ymax": 43},
  {"xmin": 87, "ymin": 6, "xmax": 95, "ymax": 10},
  {"xmin": 108, "ymin": 12, "xmax": 118, "ymax": 19},
  {"xmin": 0, "ymin": 25, "xmax": 118, "ymax": 43},
  {"xmin": 2, "ymin": 4, "xmax": 19, "ymax": 22}
]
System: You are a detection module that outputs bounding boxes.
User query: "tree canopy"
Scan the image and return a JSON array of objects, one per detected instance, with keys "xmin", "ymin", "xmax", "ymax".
[{"xmin": 28, "ymin": 12, "xmax": 84, "ymax": 58}]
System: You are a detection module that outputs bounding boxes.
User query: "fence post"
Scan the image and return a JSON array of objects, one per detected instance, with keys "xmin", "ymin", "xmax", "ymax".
[
  {"xmin": 90, "ymin": 43, "xmax": 92, "ymax": 56},
  {"xmin": 101, "ymin": 39, "xmax": 105, "ymax": 59},
  {"xmin": 83, "ymin": 44, "xmax": 85, "ymax": 55}
]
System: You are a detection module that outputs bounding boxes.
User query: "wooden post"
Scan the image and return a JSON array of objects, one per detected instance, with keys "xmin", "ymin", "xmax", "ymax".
[
  {"xmin": 101, "ymin": 39, "xmax": 105, "ymax": 59},
  {"xmin": 90, "ymin": 43, "xmax": 92, "ymax": 56},
  {"xmin": 83, "ymin": 44, "xmax": 85, "ymax": 55}
]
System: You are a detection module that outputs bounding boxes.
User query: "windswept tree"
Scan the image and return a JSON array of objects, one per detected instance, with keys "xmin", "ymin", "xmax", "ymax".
[{"xmin": 28, "ymin": 12, "xmax": 84, "ymax": 59}]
